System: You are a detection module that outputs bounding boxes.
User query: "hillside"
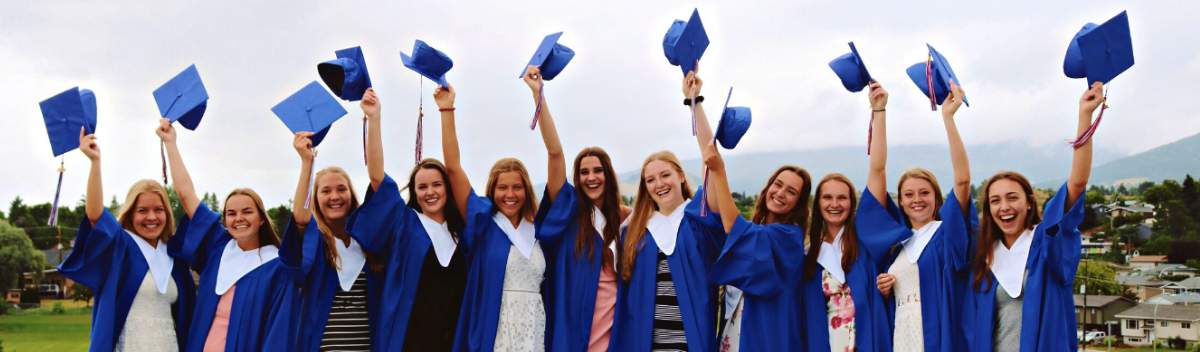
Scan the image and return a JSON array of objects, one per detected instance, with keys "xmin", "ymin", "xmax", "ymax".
[{"xmin": 1084, "ymin": 132, "xmax": 1200, "ymax": 186}]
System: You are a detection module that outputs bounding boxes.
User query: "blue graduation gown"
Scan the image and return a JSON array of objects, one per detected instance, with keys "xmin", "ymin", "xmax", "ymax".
[
  {"xmin": 58, "ymin": 209, "xmax": 196, "ymax": 352},
  {"xmin": 532, "ymin": 181, "xmax": 613, "ymax": 352},
  {"xmin": 961, "ymin": 183, "xmax": 1084, "ymax": 352},
  {"xmin": 452, "ymin": 188, "xmax": 547, "ymax": 352},
  {"xmin": 331, "ymin": 173, "xmax": 465, "ymax": 351},
  {"xmin": 800, "ymin": 189, "xmax": 911, "ymax": 352},
  {"xmin": 708, "ymin": 215, "xmax": 806, "ymax": 352},
  {"xmin": 172, "ymin": 203, "xmax": 302, "ymax": 352},
  {"xmin": 882, "ymin": 190, "xmax": 978, "ymax": 352},
  {"xmin": 611, "ymin": 191, "xmax": 728, "ymax": 352}
]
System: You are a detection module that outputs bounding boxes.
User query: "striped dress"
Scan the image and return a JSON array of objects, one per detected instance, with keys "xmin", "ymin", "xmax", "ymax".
[
  {"xmin": 319, "ymin": 270, "xmax": 371, "ymax": 351},
  {"xmin": 651, "ymin": 250, "xmax": 688, "ymax": 351}
]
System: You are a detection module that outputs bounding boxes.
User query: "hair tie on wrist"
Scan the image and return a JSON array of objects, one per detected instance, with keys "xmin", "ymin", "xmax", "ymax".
[
  {"xmin": 439, "ymin": 107, "xmax": 456, "ymax": 112},
  {"xmin": 684, "ymin": 96, "xmax": 705, "ymax": 106},
  {"xmin": 872, "ymin": 109, "xmax": 886, "ymax": 112}
]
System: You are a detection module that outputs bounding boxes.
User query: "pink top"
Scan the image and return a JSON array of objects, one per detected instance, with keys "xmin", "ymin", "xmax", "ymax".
[
  {"xmin": 588, "ymin": 248, "xmax": 618, "ymax": 352},
  {"xmin": 203, "ymin": 285, "xmax": 236, "ymax": 352}
]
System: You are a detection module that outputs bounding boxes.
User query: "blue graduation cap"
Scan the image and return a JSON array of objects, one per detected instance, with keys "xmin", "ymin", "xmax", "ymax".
[
  {"xmin": 318, "ymin": 46, "xmax": 373, "ymax": 101},
  {"xmin": 906, "ymin": 44, "xmax": 969, "ymax": 107},
  {"xmin": 1063, "ymin": 11, "xmax": 1134, "ymax": 86},
  {"xmin": 829, "ymin": 42, "xmax": 874, "ymax": 92},
  {"xmin": 519, "ymin": 32, "xmax": 575, "ymax": 80},
  {"xmin": 40, "ymin": 87, "xmax": 98, "ymax": 156},
  {"xmin": 714, "ymin": 87, "xmax": 751, "ymax": 149},
  {"xmin": 153, "ymin": 64, "xmax": 208, "ymax": 131},
  {"xmin": 271, "ymin": 81, "xmax": 348, "ymax": 148},
  {"xmin": 663, "ymin": 9, "xmax": 709, "ymax": 75},
  {"xmin": 400, "ymin": 40, "xmax": 453, "ymax": 88}
]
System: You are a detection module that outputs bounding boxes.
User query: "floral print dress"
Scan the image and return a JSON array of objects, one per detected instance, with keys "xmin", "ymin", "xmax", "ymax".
[{"xmin": 823, "ymin": 270, "xmax": 856, "ymax": 352}]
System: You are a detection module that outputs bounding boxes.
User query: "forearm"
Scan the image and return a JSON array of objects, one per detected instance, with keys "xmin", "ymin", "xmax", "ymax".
[
  {"xmin": 866, "ymin": 110, "xmax": 887, "ymax": 205},
  {"xmin": 944, "ymin": 115, "xmax": 971, "ymax": 210},
  {"xmin": 536, "ymin": 95, "xmax": 566, "ymax": 202},
  {"xmin": 165, "ymin": 141, "xmax": 200, "ymax": 218},
  {"xmin": 710, "ymin": 168, "xmax": 737, "ymax": 234},
  {"xmin": 693, "ymin": 103, "xmax": 714, "ymax": 154},
  {"xmin": 367, "ymin": 112, "xmax": 384, "ymax": 191},
  {"xmin": 85, "ymin": 159, "xmax": 103, "ymax": 224},
  {"xmin": 1067, "ymin": 110, "xmax": 1094, "ymax": 207},
  {"xmin": 442, "ymin": 110, "xmax": 471, "ymax": 214},
  {"xmin": 292, "ymin": 156, "xmax": 313, "ymax": 226}
]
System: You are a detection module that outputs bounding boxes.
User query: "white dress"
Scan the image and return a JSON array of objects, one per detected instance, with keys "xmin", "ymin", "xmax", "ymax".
[
  {"xmin": 493, "ymin": 242, "xmax": 547, "ymax": 351},
  {"xmin": 888, "ymin": 247, "xmax": 923, "ymax": 352},
  {"xmin": 116, "ymin": 272, "xmax": 178, "ymax": 352}
]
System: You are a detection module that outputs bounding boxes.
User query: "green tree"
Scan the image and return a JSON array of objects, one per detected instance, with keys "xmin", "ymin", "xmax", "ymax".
[
  {"xmin": 267, "ymin": 202, "xmax": 293, "ymax": 236},
  {"xmin": 69, "ymin": 283, "xmax": 93, "ymax": 307},
  {"xmin": 0, "ymin": 220, "xmax": 47, "ymax": 295},
  {"xmin": 1074, "ymin": 262, "xmax": 1127, "ymax": 297},
  {"xmin": 8, "ymin": 197, "xmax": 27, "ymax": 228},
  {"xmin": 202, "ymin": 192, "xmax": 222, "ymax": 213},
  {"xmin": 1141, "ymin": 235, "xmax": 1173, "ymax": 255},
  {"xmin": 108, "ymin": 195, "xmax": 121, "ymax": 212},
  {"xmin": 1085, "ymin": 190, "xmax": 1106, "ymax": 206}
]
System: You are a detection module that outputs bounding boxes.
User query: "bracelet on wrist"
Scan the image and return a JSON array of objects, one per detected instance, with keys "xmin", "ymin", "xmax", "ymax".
[
  {"xmin": 684, "ymin": 96, "xmax": 705, "ymax": 106},
  {"xmin": 872, "ymin": 109, "xmax": 886, "ymax": 112},
  {"xmin": 439, "ymin": 107, "xmax": 456, "ymax": 112}
]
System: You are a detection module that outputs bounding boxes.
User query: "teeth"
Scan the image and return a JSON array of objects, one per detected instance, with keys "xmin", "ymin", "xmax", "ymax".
[
  {"xmin": 329, "ymin": 204, "xmax": 343, "ymax": 209},
  {"xmin": 586, "ymin": 184, "xmax": 600, "ymax": 189},
  {"xmin": 504, "ymin": 201, "xmax": 517, "ymax": 205},
  {"xmin": 1000, "ymin": 215, "xmax": 1016, "ymax": 221},
  {"xmin": 656, "ymin": 190, "xmax": 669, "ymax": 196},
  {"xmin": 828, "ymin": 210, "xmax": 843, "ymax": 214},
  {"xmin": 772, "ymin": 199, "xmax": 785, "ymax": 206},
  {"xmin": 234, "ymin": 225, "xmax": 249, "ymax": 230},
  {"xmin": 144, "ymin": 224, "xmax": 159, "ymax": 228},
  {"xmin": 425, "ymin": 198, "xmax": 438, "ymax": 203}
]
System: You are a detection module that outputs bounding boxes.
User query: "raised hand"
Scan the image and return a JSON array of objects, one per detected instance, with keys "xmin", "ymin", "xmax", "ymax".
[
  {"xmin": 360, "ymin": 87, "xmax": 381, "ymax": 118},
  {"xmin": 523, "ymin": 65, "xmax": 543, "ymax": 97},
  {"xmin": 702, "ymin": 141, "xmax": 724, "ymax": 173},
  {"xmin": 79, "ymin": 127, "xmax": 100, "ymax": 161},
  {"xmin": 434, "ymin": 84, "xmax": 456, "ymax": 110},
  {"xmin": 293, "ymin": 132, "xmax": 314, "ymax": 160},
  {"xmin": 682, "ymin": 70, "xmax": 703, "ymax": 99},
  {"xmin": 156, "ymin": 118, "xmax": 176, "ymax": 144},
  {"xmin": 868, "ymin": 80, "xmax": 888, "ymax": 111},
  {"xmin": 1080, "ymin": 81, "xmax": 1105, "ymax": 116},
  {"xmin": 942, "ymin": 81, "xmax": 965, "ymax": 119}
]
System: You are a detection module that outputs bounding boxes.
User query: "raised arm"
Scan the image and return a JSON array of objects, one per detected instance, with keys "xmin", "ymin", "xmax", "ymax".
[
  {"xmin": 702, "ymin": 142, "xmax": 737, "ymax": 233},
  {"xmin": 438, "ymin": 84, "xmax": 471, "ymax": 220},
  {"xmin": 1068, "ymin": 82, "xmax": 1103, "ymax": 207},
  {"xmin": 526, "ymin": 66, "xmax": 566, "ymax": 202},
  {"xmin": 363, "ymin": 88, "xmax": 384, "ymax": 191},
  {"xmin": 865, "ymin": 81, "xmax": 889, "ymax": 206},
  {"xmin": 157, "ymin": 119, "xmax": 201, "ymax": 219},
  {"xmin": 684, "ymin": 71, "xmax": 720, "ymax": 211},
  {"xmin": 79, "ymin": 128, "xmax": 103, "ymax": 225},
  {"xmin": 290, "ymin": 131, "xmax": 315, "ymax": 226},
  {"xmin": 942, "ymin": 81, "xmax": 971, "ymax": 211}
]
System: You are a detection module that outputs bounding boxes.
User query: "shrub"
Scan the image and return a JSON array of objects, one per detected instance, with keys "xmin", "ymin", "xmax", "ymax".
[{"xmin": 50, "ymin": 301, "xmax": 65, "ymax": 315}]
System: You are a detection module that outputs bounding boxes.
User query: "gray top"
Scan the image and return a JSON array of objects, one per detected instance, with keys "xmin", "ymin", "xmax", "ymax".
[{"xmin": 993, "ymin": 270, "xmax": 1028, "ymax": 352}]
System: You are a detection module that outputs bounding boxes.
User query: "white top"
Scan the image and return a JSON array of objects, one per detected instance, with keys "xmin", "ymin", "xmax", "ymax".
[
  {"xmin": 815, "ymin": 227, "xmax": 847, "ymax": 284},
  {"xmin": 889, "ymin": 246, "xmax": 924, "ymax": 352},
  {"xmin": 333, "ymin": 237, "xmax": 367, "ymax": 291},
  {"xmin": 493, "ymin": 212, "xmax": 537, "ymax": 259},
  {"xmin": 992, "ymin": 226, "xmax": 1036, "ymax": 298},
  {"xmin": 418, "ymin": 213, "xmax": 457, "ymax": 267},
  {"xmin": 127, "ymin": 231, "xmax": 174, "ymax": 294},
  {"xmin": 116, "ymin": 270, "xmax": 179, "ymax": 352},
  {"xmin": 645, "ymin": 198, "xmax": 692, "ymax": 256},
  {"xmin": 902, "ymin": 221, "xmax": 942, "ymax": 263},
  {"xmin": 215, "ymin": 240, "xmax": 279, "ymax": 295}
]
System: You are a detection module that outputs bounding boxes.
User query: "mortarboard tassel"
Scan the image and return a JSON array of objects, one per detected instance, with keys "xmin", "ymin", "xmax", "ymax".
[
  {"xmin": 304, "ymin": 149, "xmax": 317, "ymax": 208},
  {"xmin": 48, "ymin": 159, "xmax": 64, "ymax": 226},
  {"xmin": 362, "ymin": 114, "xmax": 368, "ymax": 166},
  {"xmin": 699, "ymin": 131, "xmax": 720, "ymax": 216},
  {"xmin": 689, "ymin": 60, "xmax": 700, "ymax": 136},
  {"xmin": 415, "ymin": 79, "xmax": 423, "ymax": 165},
  {"xmin": 1067, "ymin": 85, "xmax": 1108, "ymax": 149},
  {"xmin": 529, "ymin": 80, "xmax": 545, "ymax": 130},
  {"xmin": 161, "ymin": 141, "xmax": 169, "ymax": 185}
]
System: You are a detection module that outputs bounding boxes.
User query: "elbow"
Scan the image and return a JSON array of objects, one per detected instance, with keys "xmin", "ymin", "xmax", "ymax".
[
  {"xmin": 1069, "ymin": 179, "xmax": 1090, "ymax": 195},
  {"xmin": 548, "ymin": 149, "xmax": 565, "ymax": 161},
  {"xmin": 954, "ymin": 178, "xmax": 972, "ymax": 192}
]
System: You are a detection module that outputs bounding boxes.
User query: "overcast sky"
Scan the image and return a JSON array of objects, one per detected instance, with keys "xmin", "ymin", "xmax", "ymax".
[{"xmin": 3, "ymin": 1, "xmax": 1198, "ymax": 210}]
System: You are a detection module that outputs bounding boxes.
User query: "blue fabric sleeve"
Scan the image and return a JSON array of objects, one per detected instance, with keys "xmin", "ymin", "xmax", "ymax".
[
  {"xmin": 856, "ymin": 188, "xmax": 913, "ymax": 270},
  {"xmin": 170, "ymin": 202, "xmax": 223, "ymax": 272},
  {"xmin": 1039, "ymin": 183, "xmax": 1086, "ymax": 286},
  {"xmin": 685, "ymin": 188, "xmax": 729, "ymax": 254},
  {"xmin": 279, "ymin": 215, "xmax": 320, "ymax": 285},
  {"xmin": 710, "ymin": 216, "xmax": 805, "ymax": 297},
  {"xmin": 941, "ymin": 189, "xmax": 979, "ymax": 272},
  {"xmin": 463, "ymin": 188, "xmax": 494, "ymax": 256},
  {"xmin": 347, "ymin": 174, "xmax": 408, "ymax": 254},
  {"xmin": 57, "ymin": 208, "xmax": 122, "ymax": 290},
  {"xmin": 261, "ymin": 280, "xmax": 299, "ymax": 352},
  {"xmin": 534, "ymin": 181, "xmax": 577, "ymax": 245}
]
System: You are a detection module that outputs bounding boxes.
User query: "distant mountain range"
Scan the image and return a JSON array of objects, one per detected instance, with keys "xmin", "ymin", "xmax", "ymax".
[{"xmin": 610, "ymin": 132, "xmax": 1200, "ymax": 195}]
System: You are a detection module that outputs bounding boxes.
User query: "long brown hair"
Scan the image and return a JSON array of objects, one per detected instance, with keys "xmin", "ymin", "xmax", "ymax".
[
  {"xmin": 403, "ymin": 158, "xmax": 464, "ymax": 242},
  {"xmin": 116, "ymin": 179, "xmax": 176, "ymax": 243},
  {"xmin": 972, "ymin": 171, "xmax": 1040, "ymax": 292},
  {"xmin": 485, "ymin": 158, "xmax": 539, "ymax": 222},
  {"xmin": 311, "ymin": 167, "xmax": 380, "ymax": 273},
  {"xmin": 897, "ymin": 168, "xmax": 944, "ymax": 229},
  {"xmin": 803, "ymin": 173, "xmax": 861, "ymax": 281},
  {"xmin": 572, "ymin": 147, "xmax": 622, "ymax": 264},
  {"xmin": 222, "ymin": 188, "xmax": 280, "ymax": 248},
  {"xmin": 621, "ymin": 151, "xmax": 693, "ymax": 282},
  {"xmin": 751, "ymin": 165, "xmax": 813, "ymax": 234}
]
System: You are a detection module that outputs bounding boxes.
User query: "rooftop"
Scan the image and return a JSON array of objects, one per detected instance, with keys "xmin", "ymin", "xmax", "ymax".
[
  {"xmin": 1075, "ymin": 295, "xmax": 1135, "ymax": 308},
  {"xmin": 1117, "ymin": 274, "xmax": 1173, "ymax": 287},
  {"xmin": 1147, "ymin": 293, "xmax": 1200, "ymax": 305},
  {"xmin": 1130, "ymin": 255, "xmax": 1169, "ymax": 263},
  {"xmin": 1116, "ymin": 304, "xmax": 1200, "ymax": 321}
]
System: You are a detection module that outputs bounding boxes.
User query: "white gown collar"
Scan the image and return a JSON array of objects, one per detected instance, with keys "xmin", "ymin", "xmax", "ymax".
[
  {"xmin": 646, "ymin": 198, "xmax": 691, "ymax": 256},
  {"xmin": 332, "ymin": 237, "xmax": 367, "ymax": 291},
  {"xmin": 418, "ymin": 213, "xmax": 457, "ymax": 267},
  {"xmin": 592, "ymin": 206, "xmax": 607, "ymax": 237},
  {"xmin": 816, "ymin": 227, "xmax": 847, "ymax": 284},
  {"xmin": 993, "ymin": 226, "xmax": 1035, "ymax": 298},
  {"xmin": 493, "ymin": 212, "xmax": 537, "ymax": 259},
  {"xmin": 903, "ymin": 221, "xmax": 942, "ymax": 263},
  {"xmin": 215, "ymin": 240, "xmax": 279, "ymax": 295},
  {"xmin": 127, "ymin": 231, "xmax": 173, "ymax": 294}
]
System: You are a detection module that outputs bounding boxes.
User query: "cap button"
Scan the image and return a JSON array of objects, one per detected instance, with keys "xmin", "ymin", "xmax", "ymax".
[
  {"xmin": 177, "ymin": 93, "xmax": 182, "ymax": 97},
  {"xmin": 306, "ymin": 107, "xmax": 312, "ymax": 112},
  {"xmin": 1106, "ymin": 49, "xmax": 1112, "ymax": 55}
]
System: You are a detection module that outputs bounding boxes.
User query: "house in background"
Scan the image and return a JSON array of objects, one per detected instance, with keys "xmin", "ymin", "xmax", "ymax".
[
  {"xmin": 1147, "ymin": 293, "xmax": 1200, "ymax": 306},
  {"xmin": 1076, "ymin": 295, "xmax": 1138, "ymax": 334},
  {"xmin": 23, "ymin": 268, "xmax": 76, "ymax": 300},
  {"xmin": 1130, "ymin": 255, "xmax": 1170, "ymax": 270},
  {"xmin": 1164, "ymin": 278, "xmax": 1200, "ymax": 295},
  {"xmin": 1117, "ymin": 304, "xmax": 1200, "ymax": 346},
  {"xmin": 5, "ymin": 289, "xmax": 19, "ymax": 304},
  {"xmin": 1081, "ymin": 234, "xmax": 1110, "ymax": 255},
  {"xmin": 1118, "ymin": 274, "xmax": 1172, "ymax": 301},
  {"xmin": 1119, "ymin": 222, "xmax": 1154, "ymax": 240},
  {"xmin": 1145, "ymin": 264, "xmax": 1199, "ymax": 278}
]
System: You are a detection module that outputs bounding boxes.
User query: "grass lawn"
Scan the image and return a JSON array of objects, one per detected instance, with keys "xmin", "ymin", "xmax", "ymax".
[{"xmin": 1, "ymin": 299, "xmax": 92, "ymax": 351}]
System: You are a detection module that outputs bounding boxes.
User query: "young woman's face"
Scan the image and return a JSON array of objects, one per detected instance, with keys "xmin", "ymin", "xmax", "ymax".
[
  {"xmin": 492, "ymin": 171, "xmax": 527, "ymax": 220},
  {"xmin": 988, "ymin": 179, "xmax": 1031, "ymax": 237},
  {"xmin": 643, "ymin": 160, "xmax": 684, "ymax": 212},
  {"xmin": 818, "ymin": 181, "xmax": 852, "ymax": 229},
  {"xmin": 413, "ymin": 168, "xmax": 448, "ymax": 216},
  {"xmin": 317, "ymin": 173, "xmax": 352, "ymax": 221},
  {"xmin": 900, "ymin": 178, "xmax": 937, "ymax": 225},
  {"xmin": 578, "ymin": 156, "xmax": 607, "ymax": 202},
  {"xmin": 765, "ymin": 171, "xmax": 805, "ymax": 216},
  {"xmin": 131, "ymin": 193, "xmax": 168, "ymax": 242},
  {"xmin": 225, "ymin": 195, "xmax": 265, "ymax": 243}
]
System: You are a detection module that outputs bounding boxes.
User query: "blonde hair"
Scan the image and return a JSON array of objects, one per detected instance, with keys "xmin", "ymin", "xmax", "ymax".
[
  {"xmin": 897, "ymin": 168, "xmax": 945, "ymax": 229},
  {"xmin": 310, "ymin": 166, "xmax": 380, "ymax": 272},
  {"xmin": 485, "ymin": 158, "xmax": 538, "ymax": 222},
  {"xmin": 116, "ymin": 179, "xmax": 176, "ymax": 242},
  {"xmin": 621, "ymin": 151, "xmax": 693, "ymax": 282},
  {"xmin": 222, "ymin": 188, "xmax": 280, "ymax": 248}
]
